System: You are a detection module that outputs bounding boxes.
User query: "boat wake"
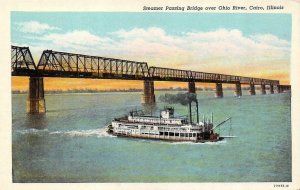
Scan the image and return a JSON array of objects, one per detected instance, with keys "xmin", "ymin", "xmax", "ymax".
[
  {"xmin": 15, "ymin": 128, "xmax": 49, "ymax": 135},
  {"xmin": 49, "ymin": 128, "xmax": 115, "ymax": 138},
  {"xmin": 15, "ymin": 127, "xmax": 115, "ymax": 138}
]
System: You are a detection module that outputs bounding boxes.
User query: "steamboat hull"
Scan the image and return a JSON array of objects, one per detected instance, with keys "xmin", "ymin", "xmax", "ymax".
[{"xmin": 107, "ymin": 125, "xmax": 223, "ymax": 143}]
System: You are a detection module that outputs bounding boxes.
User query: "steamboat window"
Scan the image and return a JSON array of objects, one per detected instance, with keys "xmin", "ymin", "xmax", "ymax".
[
  {"xmin": 180, "ymin": 133, "xmax": 184, "ymax": 137},
  {"xmin": 189, "ymin": 133, "xmax": 193, "ymax": 137},
  {"xmin": 126, "ymin": 125, "xmax": 138, "ymax": 129},
  {"xmin": 193, "ymin": 133, "xmax": 196, "ymax": 137},
  {"xmin": 169, "ymin": 132, "xmax": 174, "ymax": 136},
  {"xmin": 159, "ymin": 132, "xmax": 163, "ymax": 135},
  {"xmin": 175, "ymin": 133, "xmax": 179, "ymax": 136}
]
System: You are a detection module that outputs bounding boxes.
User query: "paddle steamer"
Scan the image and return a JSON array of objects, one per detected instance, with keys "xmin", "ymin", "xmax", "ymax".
[{"xmin": 107, "ymin": 101, "xmax": 231, "ymax": 143}]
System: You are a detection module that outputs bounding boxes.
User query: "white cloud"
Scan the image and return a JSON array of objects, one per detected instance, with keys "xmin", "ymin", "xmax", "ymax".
[
  {"xmin": 106, "ymin": 27, "xmax": 290, "ymax": 69},
  {"xmin": 19, "ymin": 27, "xmax": 290, "ymax": 77},
  {"xmin": 251, "ymin": 34, "xmax": 290, "ymax": 48},
  {"xmin": 16, "ymin": 21, "xmax": 59, "ymax": 34},
  {"xmin": 45, "ymin": 30, "xmax": 108, "ymax": 46},
  {"xmin": 113, "ymin": 27, "xmax": 181, "ymax": 45}
]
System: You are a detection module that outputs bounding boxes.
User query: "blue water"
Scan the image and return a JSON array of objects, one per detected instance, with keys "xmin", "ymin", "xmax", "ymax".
[{"xmin": 12, "ymin": 90, "xmax": 291, "ymax": 182}]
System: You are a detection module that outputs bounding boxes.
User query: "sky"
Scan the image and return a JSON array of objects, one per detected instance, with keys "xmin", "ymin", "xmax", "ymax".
[{"xmin": 11, "ymin": 12, "xmax": 291, "ymax": 90}]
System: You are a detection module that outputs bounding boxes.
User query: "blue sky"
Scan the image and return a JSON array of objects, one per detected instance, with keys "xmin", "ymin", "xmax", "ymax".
[
  {"xmin": 11, "ymin": 12, "xmax": 291, "ymax": 84},
  {"xmin": 12, "ymin": 12, "xmax": 291, "ymax": 41}
]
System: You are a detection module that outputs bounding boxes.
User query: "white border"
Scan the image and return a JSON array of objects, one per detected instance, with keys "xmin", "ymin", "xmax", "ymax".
[{"xmin": 1, "ymin": 0, "xmax": 299, "ymax": 189}]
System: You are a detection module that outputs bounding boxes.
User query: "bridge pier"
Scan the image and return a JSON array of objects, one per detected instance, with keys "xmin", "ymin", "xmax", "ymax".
[
  {"xmin": 270, "ymin": 85, "xmax": 274, "ymax": 94},
  {"xmin": 26, "ymin": 77, "xmax": 46, "ymax": 113},
  {"xmin": 215, "ymin": 83, "xmax": 223, "ymax": 98},
  {"xmin": 188, "ymin": 82, "xmax": 196, "ymax": 94},
  {"xmin": 261, "ymin": 84, "xmax": 266, "ymax": 95},
  {"xmin": 249, "ymin": 83, "xmax": 256, "ymax": 95},
  {"xmin": 279, "ymin": 85, "xmax": 291, "ymax": 92},
  {"xmin": 277, "ymin": 85, "xmax": 282, "ymax": 93},
  {"xmin": 141, "ymin": 80, "xmax": 155, "ymax": 104},
  {"xmin": 234, "ymin": 83, "xmax": 242, "ymax": 97}
]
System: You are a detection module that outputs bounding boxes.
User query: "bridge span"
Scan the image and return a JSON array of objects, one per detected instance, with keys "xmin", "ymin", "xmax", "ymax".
[{"xmin": 11, "ymin": 45, "xmax": 291, "ymax": 113}]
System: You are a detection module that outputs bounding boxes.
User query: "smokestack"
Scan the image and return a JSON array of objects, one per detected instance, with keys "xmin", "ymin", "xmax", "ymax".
[
  {"xmin": 189, "ymin": 101, "xmax": 192, "ymax": 124},
  {"xmin": 196, "ymin": 100, "xmax": 199, "ymax": 123}
]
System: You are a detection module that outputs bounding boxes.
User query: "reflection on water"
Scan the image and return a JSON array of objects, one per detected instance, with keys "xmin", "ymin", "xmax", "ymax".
[
  {"xmin": 24, "ymin": 114, "xmax": 48, "ymax": 129},
  {"xmin": 12, "ymin": 91, "xmax": 291, "ymax": 182}
]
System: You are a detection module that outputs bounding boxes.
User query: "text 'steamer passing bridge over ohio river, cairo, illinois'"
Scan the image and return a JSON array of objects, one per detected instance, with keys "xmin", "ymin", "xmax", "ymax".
[{"xmin": 11, "ymin": 45, "xmax": 291, "ymax": 114}]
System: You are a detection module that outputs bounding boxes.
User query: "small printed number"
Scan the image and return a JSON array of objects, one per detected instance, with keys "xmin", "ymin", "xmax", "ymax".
[{"xmin": 273, "ymin": 184, "xmax": 289, "ymax": 188}]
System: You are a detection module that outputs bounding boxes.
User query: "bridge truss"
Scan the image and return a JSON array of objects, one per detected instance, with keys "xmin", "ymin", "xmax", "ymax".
[
  {"xmin": 11, "ymin": 45, "xmax": 280, "ymax": 85},
  {"xmin": 11, "ymin": 46, "xmax": 36, "ymax": 76},
  {"xmin": 148, "ymin": 67, "xmax": 279, "ymax": 85},
  {"xmin": 36, "ymin": 50, "xmax": 149, "ymax": 80}
]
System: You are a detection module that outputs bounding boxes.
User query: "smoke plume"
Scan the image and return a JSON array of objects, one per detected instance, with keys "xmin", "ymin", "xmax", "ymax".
[{"xmin": 159, "ymin": 93, "xmax": 197, "ymax": 105}]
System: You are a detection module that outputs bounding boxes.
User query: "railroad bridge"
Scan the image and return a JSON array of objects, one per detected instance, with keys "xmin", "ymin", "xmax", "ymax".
[{"xmin": 11, "ymin": 45, "xmax": 291, "ymax": 113}]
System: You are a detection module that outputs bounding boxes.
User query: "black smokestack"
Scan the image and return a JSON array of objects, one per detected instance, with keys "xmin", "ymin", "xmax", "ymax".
[
  {"xmin": 189, "ymin": 101, "xmax": 192, "ymax": 124},
  {"xmin": 159, "ymin": 93, "xmax": 197, "ymax": 106}
]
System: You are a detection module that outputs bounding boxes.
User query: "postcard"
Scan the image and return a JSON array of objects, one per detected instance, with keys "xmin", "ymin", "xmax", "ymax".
[{"xmin": 1, "ymin": 0, "xmax": 300, "ymax": 189}]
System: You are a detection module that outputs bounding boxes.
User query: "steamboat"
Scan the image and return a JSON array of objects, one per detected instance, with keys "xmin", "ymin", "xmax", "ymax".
[{"xmin": 107, "ymin": 98, "xmax": 232, "ymax": 143}]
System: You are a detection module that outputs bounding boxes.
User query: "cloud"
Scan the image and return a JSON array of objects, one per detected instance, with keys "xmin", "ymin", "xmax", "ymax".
[
  {"xmin": 107, "ymin": 27, "xmax": 290, "ymax": 71},
  {"xmin": 43, "ymin": 30, "xmax": 111, "ymax": 49},
  {"xmin": 16, "ymin": 21, "xmax": 59, "ymax": 34},
  {"xmin": 15, "ymin": 27, "xmax": 290, "ymax": 81},
  {"xmin": 251, "ymin": 34, "xmax": 290, "ymax": 48},
  {"xmin": 113, "ymin": 27, "xmax": 181, "ymax": 45}
]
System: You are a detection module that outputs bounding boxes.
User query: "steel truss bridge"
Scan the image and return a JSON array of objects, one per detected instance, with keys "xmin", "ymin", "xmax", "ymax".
[{"xmin": 11, "ymin": 45, "xmax": 279, "ymax": 85}]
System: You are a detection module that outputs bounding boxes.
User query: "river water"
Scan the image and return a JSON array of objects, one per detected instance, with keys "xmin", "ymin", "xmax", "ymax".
[{"xmin": 12, "ymin": 90, "xmax": 291, "ymax": 182}]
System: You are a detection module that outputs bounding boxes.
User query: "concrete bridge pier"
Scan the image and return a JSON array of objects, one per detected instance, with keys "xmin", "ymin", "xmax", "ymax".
[
  {"xmin": 277, "ymin": 85, "xmax": 282, "ymax": 93},
  {"xmin": 188, "ymin": 81, "xmax": 196, "ymax": 94},
  {"xmin": 279, "ymin": 85, "xmax": 291, "ymax": 92},
  {"xmin": 270, "ymin": 85, "xmax": 274, "ymax": 94},
  {"xmin": 234, "ymin": 83, "xmax": 242, "ymax": 97},
  {"xmin": 249, "ymin": 83, "xmax": 256, "ymax": 95},
  {"xmin": 141, "ymin": 80, "xmax": 155, "ymax": 104},
  {"xmin": 261, "ymin": 84, "xmax": 266, "ymax": 95},
  {"xmin": 26, "ymin": 77, "xmax": 46, "ymax": 113},
  {"xmin": 215, "ymin": 83, "xmax": 223, "ymax": 98}
]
